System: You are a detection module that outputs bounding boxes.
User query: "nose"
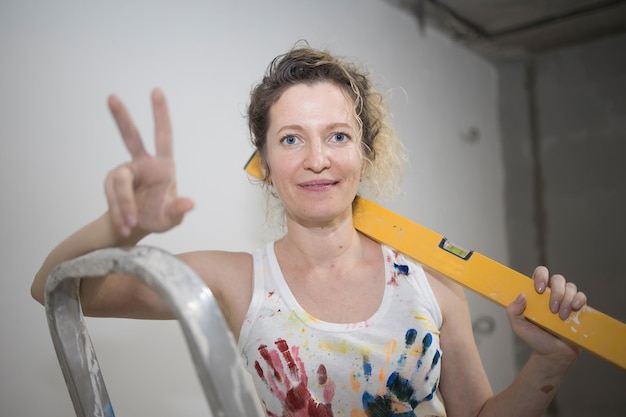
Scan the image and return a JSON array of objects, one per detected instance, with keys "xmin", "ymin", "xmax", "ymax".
[{"xmin": 303, "ymin": 140, "xmax": 330, "ymax": 173}]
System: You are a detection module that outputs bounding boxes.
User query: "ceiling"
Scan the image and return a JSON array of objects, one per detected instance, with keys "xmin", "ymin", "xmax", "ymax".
[{"xmin": 384, "ymin": 0, "xmax": 626, "ymax": 62}]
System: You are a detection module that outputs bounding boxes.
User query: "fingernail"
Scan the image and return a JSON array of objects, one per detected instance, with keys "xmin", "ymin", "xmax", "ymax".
[
  {"xmin": 572, "ymin": 299, "xmax": 582, "ymax": 309},
  {"xmin": 515, "ymin": 293, "xmax": 525, "ymax": 304},
  {"xmin": 536, "ymin": 282, "xmax": 546, "ymax": 293},
  {"xmin": 560, "ymin": 308, "xmax": 571, "ymax": 320},
  {"xmin": 551, "ymin": 300, "xmax": 560, "ymax": 313}
]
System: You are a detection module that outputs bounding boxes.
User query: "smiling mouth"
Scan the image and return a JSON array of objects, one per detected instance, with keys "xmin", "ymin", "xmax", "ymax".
[{"xmin": 299, "ymin": 180, "xmax": 339, "ymax": 190}]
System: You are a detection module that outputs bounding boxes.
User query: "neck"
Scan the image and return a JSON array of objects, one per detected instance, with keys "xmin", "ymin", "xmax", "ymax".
[{"xmin": 277, "ymin": 212, "xmax": 364, "ymax": 268}]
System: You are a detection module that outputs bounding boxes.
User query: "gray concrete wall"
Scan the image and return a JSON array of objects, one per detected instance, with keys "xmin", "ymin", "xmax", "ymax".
[{"xmin": 499, "ymin": 33, "xmax": 626, "ymax": 417}]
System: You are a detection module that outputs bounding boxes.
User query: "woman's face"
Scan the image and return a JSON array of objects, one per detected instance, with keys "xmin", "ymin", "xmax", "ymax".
[{"xmin": 264, "ymin": 81, "xmax": 364, "ymax": 227}]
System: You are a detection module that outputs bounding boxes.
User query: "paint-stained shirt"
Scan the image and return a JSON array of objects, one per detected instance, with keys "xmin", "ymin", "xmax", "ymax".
[{"xmin": 239, "ymin": 242, "xmax": 446, "ymax": 417}]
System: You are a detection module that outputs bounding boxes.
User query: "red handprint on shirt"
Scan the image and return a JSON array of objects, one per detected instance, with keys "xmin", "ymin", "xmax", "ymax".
[{"xmin": 255, "ymin": 338, "xmax": 335, "ymax": 417}]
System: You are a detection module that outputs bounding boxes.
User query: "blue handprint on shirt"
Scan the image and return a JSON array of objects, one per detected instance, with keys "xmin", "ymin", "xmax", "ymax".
[{"xmin": 361, "ymin": 329, "xmax": 441, "ymax": 417}]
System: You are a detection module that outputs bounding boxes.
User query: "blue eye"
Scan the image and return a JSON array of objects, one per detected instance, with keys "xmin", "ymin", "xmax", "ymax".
[
  {"xmin": 282, "ymin": 135, "xmax": 298, "ymax": 145},
  {"xmin": 333, "ymin": 133, "xmax": 349, "ymax": 142}
]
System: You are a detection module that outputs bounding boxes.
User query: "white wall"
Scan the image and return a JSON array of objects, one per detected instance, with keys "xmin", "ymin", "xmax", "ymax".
[{"xmin": 0, "ymin": 1, "xmax": 514, "ymax": 416}]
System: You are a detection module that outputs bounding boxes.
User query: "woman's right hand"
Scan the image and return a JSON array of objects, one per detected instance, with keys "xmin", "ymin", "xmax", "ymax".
[{"xmin": 105, "ymin": 89, "xmax": 194, "ymax": 238}]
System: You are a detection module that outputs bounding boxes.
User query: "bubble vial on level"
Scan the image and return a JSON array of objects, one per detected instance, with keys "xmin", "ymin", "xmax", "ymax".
[{"xmin": 439, "ymin": 238, "xmax": 473, "ymax": 260}]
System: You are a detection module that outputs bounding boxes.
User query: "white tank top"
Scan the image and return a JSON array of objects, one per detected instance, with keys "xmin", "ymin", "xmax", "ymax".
[{"xmin": 238, "ymin": 242, "xmax": 446, "ymax": 416}]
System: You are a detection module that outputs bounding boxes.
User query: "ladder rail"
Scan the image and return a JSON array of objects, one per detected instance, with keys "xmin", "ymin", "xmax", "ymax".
[{"xmin": 45, "ymin": 245, "xmax": 265, "ymax": 417}]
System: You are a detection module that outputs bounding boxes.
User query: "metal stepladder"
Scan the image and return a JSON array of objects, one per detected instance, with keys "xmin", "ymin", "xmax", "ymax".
[{"xmin": 44, "ymin": 245, "xmax": 265, "ymax": 417}]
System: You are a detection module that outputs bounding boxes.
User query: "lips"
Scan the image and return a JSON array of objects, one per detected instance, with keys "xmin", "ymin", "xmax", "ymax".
[{"xmin": 298, "ymin": 179, "xmax": 339, "ymax": 190}]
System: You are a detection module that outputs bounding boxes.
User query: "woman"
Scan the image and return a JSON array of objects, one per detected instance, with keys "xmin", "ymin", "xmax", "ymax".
[{"xmin": 32, "ymin": 46, "xmax": 587, "ymax": 417}]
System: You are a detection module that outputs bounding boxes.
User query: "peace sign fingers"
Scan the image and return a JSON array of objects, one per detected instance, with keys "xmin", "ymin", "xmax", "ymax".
[
  {"xmin": 151, "ymin": 88, "xmax": 174, "ymax": 158},
  {"xmin": 104, "ymin": 89, "xmax": 192, "ymax": 238},
  {"xmin": 107, "ymin": 94, "xmax": 149, "ymax": 160}
]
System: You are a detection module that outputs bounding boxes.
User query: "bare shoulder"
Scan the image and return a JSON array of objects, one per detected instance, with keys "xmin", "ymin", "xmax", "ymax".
[
  {"xmin": 179, "ymin": 250, "xmax": 252, "ymax": 273},
  {"xmin": 422, "ymin": 266, "xmax": 468, "ymax": 318},
  {"xmin": 178, "ymin": 250, "xmax": 254, "ymax": 338},
  {"xmin": 178, "ymin": 250, "xmax": 253, "ymax": 293}
]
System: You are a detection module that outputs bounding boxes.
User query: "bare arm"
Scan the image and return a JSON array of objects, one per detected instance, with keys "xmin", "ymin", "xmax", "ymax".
[
  {"xmin": 475, "ymin": 267, "xmax": 585, "ymax": 417},
  {"xmin": 430, "ymin": 267, "xmax": 586, "ymax": 417},
  {"xmin": 30, "ymin": 211, "xmax": 144, "ymax": 305}
]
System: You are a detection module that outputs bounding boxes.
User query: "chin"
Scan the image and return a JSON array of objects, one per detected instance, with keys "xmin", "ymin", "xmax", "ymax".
[{"xmin": 297, "ymin": 206, "xmax": 352, "ymax": 224}]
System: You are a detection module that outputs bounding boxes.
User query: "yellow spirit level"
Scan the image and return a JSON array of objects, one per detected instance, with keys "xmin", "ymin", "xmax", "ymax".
[{"xmin": 244, "ymin": 152, "xmax": 626, "ymax": 371}]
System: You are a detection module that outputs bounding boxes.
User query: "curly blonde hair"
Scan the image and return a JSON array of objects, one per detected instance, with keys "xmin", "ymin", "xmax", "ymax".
[{"xmin": 247, "ymin": 44, "xmax": 406, "ymax": 206}]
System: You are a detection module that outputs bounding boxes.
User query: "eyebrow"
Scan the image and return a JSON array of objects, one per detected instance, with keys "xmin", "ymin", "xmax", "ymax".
[{"xmin": 275, "ymin": 122, "xmax": 356, "ymax": 136}]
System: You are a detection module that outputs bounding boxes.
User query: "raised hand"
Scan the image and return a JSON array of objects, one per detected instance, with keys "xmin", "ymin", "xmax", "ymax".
[
  {"xmin": 105, "ymin": 89, "xmax": 194, "ymax": 237},
  {"xmin": 507, "ymin": 266, "xmax": 587, "ymax": 362}
]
